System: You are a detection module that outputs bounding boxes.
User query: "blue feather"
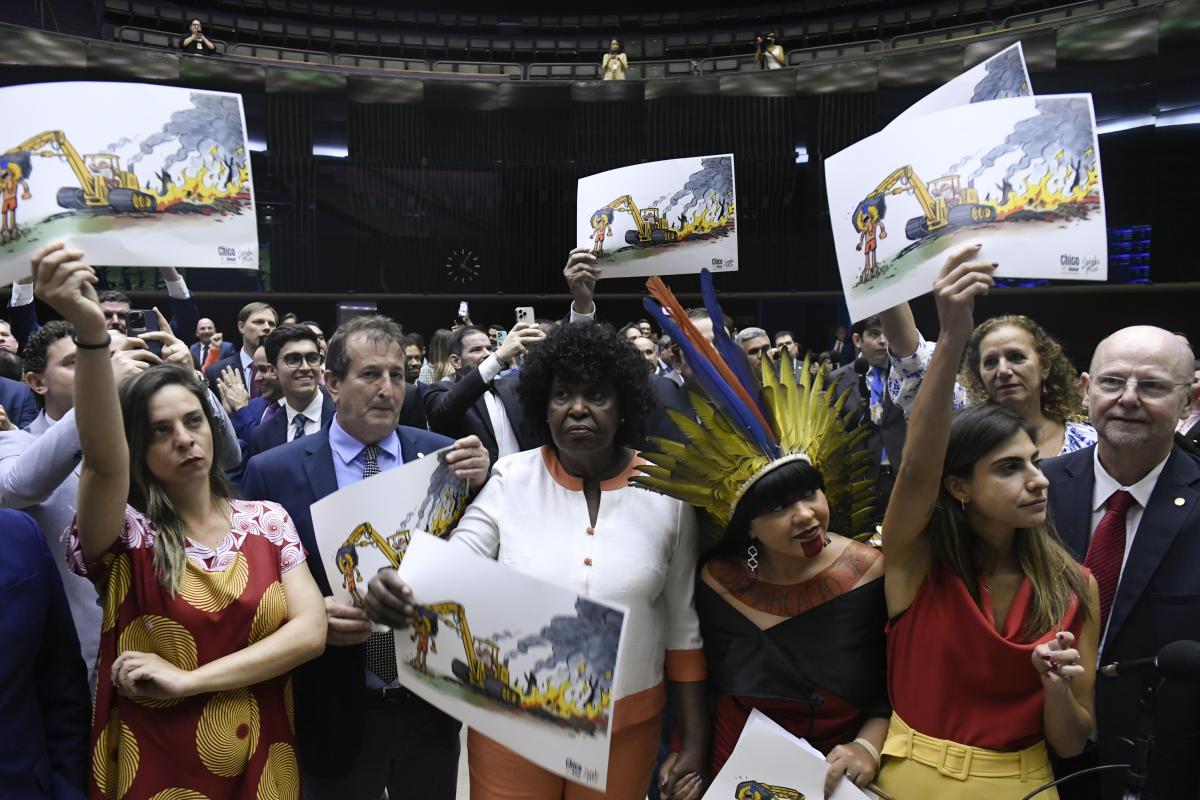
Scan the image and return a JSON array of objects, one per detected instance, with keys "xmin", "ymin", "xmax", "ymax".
[
  {"xmin": 643, "ymin": 297, "xmax": 780, "ymax": 458},
  {"xmin": 700, "ymin": 269, "xmax": 764, "ymax": 412}
]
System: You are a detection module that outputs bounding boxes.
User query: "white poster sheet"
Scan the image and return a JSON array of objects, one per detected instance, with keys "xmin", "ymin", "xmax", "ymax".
[
  {"xmin": 0, "ymin": 81, "xmax": 258, "ymax": 285},
  {"xmin": 576, "ymin": 154, "xmax": 737, "ymax": 279},
  {"xmin": 310, "ymin": 445, "xmax": 470, "ymax": 616},
  {"xmin": 396, "ymin": 533, "xmax": 629, "ymax": 792},
  {"xmin": 825, "ymin": 94, "xmax": 1106, "ymax": 322},
  {"xmin": 703, "ymin": 710, "xmax": 875, "ymax": 800},
  {"xmin": 889, "ymin": 41, "xmax": 1033, "ymax": 128}
]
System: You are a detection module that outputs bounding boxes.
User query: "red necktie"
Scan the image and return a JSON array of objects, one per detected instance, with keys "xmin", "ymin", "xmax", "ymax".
[{"xmin": 1083, "ymin": 489, "xmax": 1136, "ymax": 629}]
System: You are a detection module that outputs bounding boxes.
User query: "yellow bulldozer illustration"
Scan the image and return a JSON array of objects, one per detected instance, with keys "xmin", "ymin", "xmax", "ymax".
[
  {"xmin": 601, "ymin": 194, "xmax": 679, "ymax": 246},
  {"xmin": 853, "ymin": 165, "xmax": 996, "ymax": 242},
  {"xmin": 419, "ymin": 601, "xmax": 523, "ymax": 706},
  {"xmin": 334, "ymin": 522, "xmax": 411, "ymax": 608},
  {"xmin": 2, "ymin": 130, "xmax": 157, "ymax": 213}
]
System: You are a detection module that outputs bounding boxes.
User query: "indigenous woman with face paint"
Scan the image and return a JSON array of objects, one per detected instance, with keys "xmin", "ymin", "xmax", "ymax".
[
  {"xmin": 32, "ymin": 243, "xmax": 327, "ymax": 800},
  {"xmin": 431, "ymin": 321, "xmax": 708, "ymax": 800},
  {"xmin": 875, "ymin": 245, "xmax": 1100, "ymax": 798},
  {"xmin": 633, "ymin": 273, "xmax": 889, "ymax": 798}
]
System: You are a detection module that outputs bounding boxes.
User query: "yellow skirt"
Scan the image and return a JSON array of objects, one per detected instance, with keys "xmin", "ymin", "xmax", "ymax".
[{"xmin": 874, "ymin": 713, "xmax": 1059, "ymax": 800}]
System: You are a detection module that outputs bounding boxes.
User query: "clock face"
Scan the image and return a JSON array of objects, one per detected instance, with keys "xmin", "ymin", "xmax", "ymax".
[{"xmin": 445, "ymin": 248, "xmax": 481, "ymax": 285}]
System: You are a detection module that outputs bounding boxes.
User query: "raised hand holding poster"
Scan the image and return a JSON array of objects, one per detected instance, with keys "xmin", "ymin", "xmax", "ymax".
[
  {"xmin": 826, "ymin": 94, "xmax": 1105, "ymax": 321},
  {"xmin": 0, "ymin": 81, "xmax": 258, "ymax": 285},
  {"xmin": 577, "ymin": 154, "xmax": 737, "ymax": 279}
]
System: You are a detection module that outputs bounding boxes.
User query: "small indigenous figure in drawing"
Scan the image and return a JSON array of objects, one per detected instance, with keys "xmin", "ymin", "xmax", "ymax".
[
  {"xmin": 0, "ymin": 161, "xmax": 32, "ymax": 245},
  {"xmin": 336, "ymin": 542, "xmax": 365, "ymax": 606},
  {"xmin": 855, "ymin": 205, "xmax": 886, "ymax": 284},
  {"xmin": 411, "ymin": 607, "xmax": 439, "ymax": 672},
  {"xmin": 590, "ymin": 207, "xmax": 614, "ymax": 257}
]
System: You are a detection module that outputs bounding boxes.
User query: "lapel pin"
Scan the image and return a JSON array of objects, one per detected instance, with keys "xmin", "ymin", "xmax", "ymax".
[
  {"xmin": 417, "ymin": 452, "xmax": 425, "ymax": 458},
  {"xmin": 1175, "ymin": 497, "xmax": 1186, "ymax": 506}
]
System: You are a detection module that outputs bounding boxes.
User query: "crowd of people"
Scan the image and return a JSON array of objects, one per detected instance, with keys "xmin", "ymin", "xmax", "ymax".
[{"xmin": 5, "ymin": 240, "xmax": 1200, "ymax": 800}]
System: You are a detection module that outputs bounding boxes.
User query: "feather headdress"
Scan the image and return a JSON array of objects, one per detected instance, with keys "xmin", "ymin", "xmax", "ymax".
[{"xmin": 633, "ymin": 270, "xmax": 876, "ymax": 537}]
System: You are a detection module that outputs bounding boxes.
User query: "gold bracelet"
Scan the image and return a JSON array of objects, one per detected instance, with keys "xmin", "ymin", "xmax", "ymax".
[{"xmin": 853, "ymin": 737, "xmax": 881, "ymax": 765}]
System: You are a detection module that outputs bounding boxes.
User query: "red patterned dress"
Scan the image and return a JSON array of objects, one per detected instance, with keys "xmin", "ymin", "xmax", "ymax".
[{"xmin": 67, "ymin": 499, "xmax": 307, "ymax": 800}]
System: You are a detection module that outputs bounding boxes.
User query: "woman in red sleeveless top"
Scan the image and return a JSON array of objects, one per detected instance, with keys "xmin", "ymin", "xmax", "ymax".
[
  {"xmin": 34, "ymin": 243, "xmax": 327, "ymax": 800},
  {"xmin": 876, "ymin": 246, "xmax": 1100, "ymax": 798}
]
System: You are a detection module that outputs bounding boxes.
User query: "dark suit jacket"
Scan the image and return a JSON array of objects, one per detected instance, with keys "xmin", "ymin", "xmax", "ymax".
[
  {"xmin": 829, "ymin": 363, "xmax": 906, "ymax": 524},
  {"xmin": 8, "ymin": 294, "xmax": 199, "ymax": 348},
  {"xmin": 423, "ymin": 370, "xmax": 540, "ymax": 463},
  {"xmin": 203, "ymin": 352, "xmax": 247, "ymax": 393},
  {"xmin": 190, "ymin": 339, "xmax": 236, "ymax": 368},
  {"xmin": 1043, "ymin": 444, "xmax": 1200, "ymax": 799},
  {"xmin": 246, "ymin": 390, "xmax": 336, "ymax": 460},
  {"xmin": 643, "ymin": 374, "xmax": 692, "ymax": 449},
  {"xmin": 0, "ymin": 377, "xmax": 39, "ymax": 430},
  {"xmin": 831, "ymin": 338, "xmax": 856, "ymax": 368},
  {"xmin": 0, "ymin": 510, "xmax": 89, "ymax": 798},
  {"xmin": 239, "ymin": 424, "xmax": 453, "ymax": 779}
]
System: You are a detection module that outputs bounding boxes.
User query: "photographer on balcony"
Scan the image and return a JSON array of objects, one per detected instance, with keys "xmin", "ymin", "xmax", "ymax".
[
  {"xmin": 754, "ymin": 32, "xmax": 785, "ymax": 70},
  {"xmin": 181, "ymin": 19, "xmax": 216, "ymax": 55}
]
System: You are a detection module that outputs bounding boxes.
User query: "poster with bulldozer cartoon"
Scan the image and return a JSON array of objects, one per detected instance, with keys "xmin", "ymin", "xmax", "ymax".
[
  {"xmin": 825, "ymin": 93, "xmax": 1106, "ymax": 321},
  {"xmin": 396, "ymin": 533, "xmax": 629, "ymax": 791},
  {"xmin": 0, "ymin": 81, "xmax": 256, "ymax": 286},
  {"xmin": 310, "ymin": 445, "xmax": 470, "ymax": 617},
  {"xmin": 703, "ymin": 710, "xmax": 874, "ymax": 800},
  {"xmin": 576, "ymin": 154, "xmax": 737, "ymax": 279}
]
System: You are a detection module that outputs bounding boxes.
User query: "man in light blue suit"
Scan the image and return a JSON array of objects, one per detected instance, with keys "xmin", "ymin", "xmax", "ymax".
[{"xmin": 242, "ymin": 315, "xmax": 490, "ymax": 799}]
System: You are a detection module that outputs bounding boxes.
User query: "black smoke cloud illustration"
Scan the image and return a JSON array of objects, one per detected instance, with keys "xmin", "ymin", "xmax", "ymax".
[
  {"xmin": 970, "ymin": 47, "xmax": 1029, "ymax": 103},
  {"xmin": 969, "ymin": 96, "xmax": 1095, "ymax": 185},
  {"xmin": 514, "ymin": 598, "xmax": 623, "ymax": 694},
  {"xmin": 665, "ymin": 156, "xmax": 734, "ymax": 217},
  {"xmin": 130, "ymin": 93, "xmax": 246, "ymax": 171}
]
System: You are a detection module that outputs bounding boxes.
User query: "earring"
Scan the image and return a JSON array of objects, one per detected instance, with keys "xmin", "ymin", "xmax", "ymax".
[
  {"xmin": 746, "ymin": 543, "xmax": 759, "ymax": 581},
  {"xmin": 960, "ymin": 497, "xmax": 967, "ymax": 512}
]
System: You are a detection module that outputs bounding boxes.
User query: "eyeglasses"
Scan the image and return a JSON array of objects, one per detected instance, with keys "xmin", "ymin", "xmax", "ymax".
[
  {"xmin": 281, "ymin": 352, "xmax": 323, "ymax": 368},
  {"xmin": 1092, "ymin": 375, "xmax": 1192, "ymax": 400}
]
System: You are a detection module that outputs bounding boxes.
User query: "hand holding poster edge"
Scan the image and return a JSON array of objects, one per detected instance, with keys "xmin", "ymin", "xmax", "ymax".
[
  {"xmin": 310, "ymin": 444, "xmax": 471, "ymax": 630},
  {"xmin": 576, "ymin": 154, "xmax": 738, "ymax": 280},
  {"xmin": 825, "ymin": 93, "xmax": 1106, "ymax": 322},
  {"xmin": 393, "ymin": 532, "xmax": 631, "ymax": 792}
]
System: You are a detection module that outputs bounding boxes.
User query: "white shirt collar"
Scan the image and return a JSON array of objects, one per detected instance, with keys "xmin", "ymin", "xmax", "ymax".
[
  {"xmin": 1091, "ymin": 447, "xmax": 1170, "ymax": 513},
  {"xmin": 239, "ymin": 348, "xmax": 254, "ymax": 370},
  {"xmin": 284, "ymin": 391, "xmax": 324, "ymax": 427}
]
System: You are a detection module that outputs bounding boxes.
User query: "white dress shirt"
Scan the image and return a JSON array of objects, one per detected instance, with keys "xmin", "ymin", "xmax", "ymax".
[
  {"xmin": 283, "ymin": 392, "xmax": 324, "ymax": 442},
  {"xmin": 477, "ymin": 354, "xmax": 521, "ymax": 458}
]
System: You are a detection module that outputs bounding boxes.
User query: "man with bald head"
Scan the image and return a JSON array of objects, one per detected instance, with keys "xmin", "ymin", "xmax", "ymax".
[
  {"xmin": 1043, "ymin": 325, "xmax": 1200, "ymax": 799},
  {"xmin": 190, "ymin": 316, "xmax": 234, "ymax": 368}
]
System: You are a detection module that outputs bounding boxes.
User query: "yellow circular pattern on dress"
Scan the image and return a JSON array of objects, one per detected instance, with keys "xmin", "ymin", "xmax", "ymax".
[
  {"xmin": 249, "ymin": 581, "xmax": 287, "ymax": 644},
  {"xmin": 196, "ymin": 687, "xmax": 261, "ymax": 777},
  {"xmin": 180, "ymin": 551, "xmax": 249, "ymax": 613},
  {"xmin": 92, "ymin": 709, "xmax": 138, "ymax": 800},
  {"xmin": 148, "ymin": 790, "xmax": 210, "ymax": 800},
  {"xmin": 256, "ymin": 742, "xmax": 299, "ymax": 800},
  {"xmin": 102, "ymin": 554, "xmax": 132, "ymax": 633},
  {"xmin": 284, "ymin": 677, "xmax": 294, "ymax": 735},
  {"xmin": 118, "ymin": 615, "xmax": 199, "ymax": 708}
]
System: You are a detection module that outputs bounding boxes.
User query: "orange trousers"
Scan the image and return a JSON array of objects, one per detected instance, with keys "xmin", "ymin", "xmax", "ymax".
[{"xmin": 467, "ymin": 714, "xmax": 661, "ymax": 800}]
